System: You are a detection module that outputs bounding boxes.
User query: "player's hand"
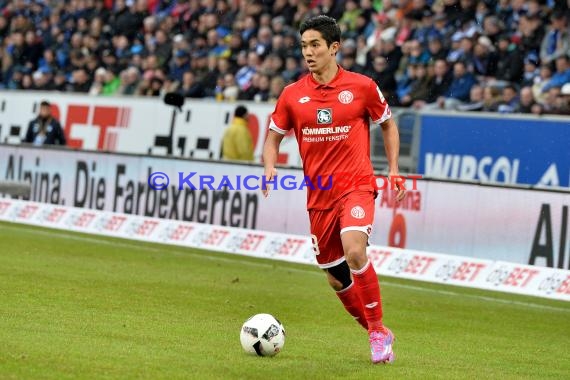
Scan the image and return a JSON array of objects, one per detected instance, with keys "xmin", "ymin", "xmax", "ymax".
[
  {"xmin": 262, "ymin": 167, "xmax": 277, "ymax": 198},
  {"xmin": 389, "ymin": 172, "xmax": 406, "ymax": 202}
]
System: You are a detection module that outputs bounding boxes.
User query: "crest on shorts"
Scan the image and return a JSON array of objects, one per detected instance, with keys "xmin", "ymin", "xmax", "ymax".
[
  {"xmin": 351, "ymin": 206, "xmax": 365, "ymax": 219},
  {"xmin": 338, "ymin": 90, "xmax": 354, "ymax": 104},
  {"xmin": 316, "ymin": 108, "xmax": 332, "ymax": 124}
]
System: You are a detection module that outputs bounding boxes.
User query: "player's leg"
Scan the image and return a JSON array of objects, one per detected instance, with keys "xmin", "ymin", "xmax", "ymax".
[
  {"xmin": 340, "ymin": 191, "xmax": 395, "ymax": 364},
  {"xmin": 325, "ymin": 262, "xmax": 367, "ymax": 329},
  {"xmin": 309, "ymin": 209, "xmax": 367, "ymax": 329}
]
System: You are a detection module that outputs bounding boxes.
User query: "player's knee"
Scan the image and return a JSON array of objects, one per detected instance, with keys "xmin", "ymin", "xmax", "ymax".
[
  {"xmin": 345, "ymin": 247, "xmax": 367, "ymax": 269},
  {"xmin": 325, "ymin": 261, "xmax": 352, "ymax": 291}
]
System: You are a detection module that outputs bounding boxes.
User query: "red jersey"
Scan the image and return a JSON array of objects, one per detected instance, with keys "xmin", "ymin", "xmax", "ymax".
[{"xmin": 270, "ymin": 66, "xmax": 392, "ymax": 210}]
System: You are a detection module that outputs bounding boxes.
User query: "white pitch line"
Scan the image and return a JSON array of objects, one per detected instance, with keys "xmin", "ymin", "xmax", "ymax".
[{"xmin": 3, "ymin": 223, "xmax": 570, "ymax": 313}]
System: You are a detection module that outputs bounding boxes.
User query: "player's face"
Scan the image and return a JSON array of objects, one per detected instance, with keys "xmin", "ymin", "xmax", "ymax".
[{"xmin": 301, "ymin": 30, "xmax": 338, "ymax": 73}]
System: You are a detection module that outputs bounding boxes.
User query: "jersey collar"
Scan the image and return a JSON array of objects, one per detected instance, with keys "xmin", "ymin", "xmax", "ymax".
[{"xmin": 307, "ymin": 65, "xmax": 344, "ymax": 89}]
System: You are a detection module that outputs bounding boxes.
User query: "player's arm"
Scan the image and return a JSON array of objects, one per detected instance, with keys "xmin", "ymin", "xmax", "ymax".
[
  {"xmin": 380, "ymin": 118, "xmax": 400, "ymax": 176},
  {"xmin": 365, "ymin": 79, "xmax": 405, "ymax": 201},
  {"xmin": 261, "ymin": 129, "xmax": 284, "ymax": 197},
  {"xmin": 380, "ymin": 117, "xmax": 405, "ymax": 201}
]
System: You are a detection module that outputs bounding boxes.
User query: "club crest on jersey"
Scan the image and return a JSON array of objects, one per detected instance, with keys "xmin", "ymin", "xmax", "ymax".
[
  {"xmin": 338, "ymin": 90, "xmax": 354, "ymax": 104},
  {"xmin": 316, "ymin": 108, "xmax": 332, "ymax": 124}
]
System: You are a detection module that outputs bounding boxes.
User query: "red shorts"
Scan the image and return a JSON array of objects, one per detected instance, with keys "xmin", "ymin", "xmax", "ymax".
[{"xmin": 308, "ymin": 190, "xmax": 375, "ymax": 268}]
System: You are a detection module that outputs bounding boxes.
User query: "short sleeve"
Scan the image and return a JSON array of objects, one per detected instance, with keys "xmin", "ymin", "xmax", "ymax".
[
  {"xmin": 269, "ymin": 89, "xmax": 292, "ymax": 135},
  {"xmin": 365, "ymin": 79, "xmax": 392, "ymax": 126}
]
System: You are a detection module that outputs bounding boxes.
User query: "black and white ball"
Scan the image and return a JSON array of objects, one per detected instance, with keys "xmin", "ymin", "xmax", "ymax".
[{"xmin": 240, "ymin": 314, "xmax": 285, "ymax": 357}]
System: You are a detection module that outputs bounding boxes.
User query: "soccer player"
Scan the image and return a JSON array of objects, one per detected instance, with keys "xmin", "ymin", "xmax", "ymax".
[{"xmin": 262, "ymin": 15, "xmax": 405, "ymax": 364}]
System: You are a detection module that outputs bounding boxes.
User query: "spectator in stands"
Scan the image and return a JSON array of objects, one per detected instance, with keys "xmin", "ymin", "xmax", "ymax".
[
  {"xmin": 24, "ymin": 101, "xmax": 66, "ymax": 146},
  {"xmin": 521, "ymin": 53, "xmax": 541, "ymax": 87},
  {"xmin": 482, "ymin": 86, "xmax": 501, "ymax": 112},
  {"xmin": 456, "ymin": 84, "xmax": 485, "ymax": 112},
  {"xmin": 281, "ymin": 56, "xmax": 302, "ymax": 84},
  {"xmin": 89, "ymin": 67, "xmax": 107, "ymax": 95},
  {"xmin": 178, "ymin": 71, "xmax": 206, "ymax": 98},
  {"xmin": 0, "ymin": 0, "xmax": 566, "ymax": 116},
  {"xmin": 222, "ymin": 73, "xmax": 240, "ymax": 101},
  {"xmin": 482, "ymin": 14, "xmax": 505, "ymax": 44},
  {"xmin": 71, "ymin": 69, "xmax": 91, "ymax": 93},
  {"xmin": 558, "ymin": 83, "xmax": 570, "ymax": 115},
  {"xmin": 396, "ymin": 62, "xmax": 417, "ymax": 105},
  {"xmin": 268, "ymin": 76, "xmax": 285, "ymax": 102},
  {"xmin": 169, "ymin": 50, "xmax": 191, "ymax": 83},
  {"xmin": 252, "ymin": 73, "xmax": 271, "ymax": 102},
  {"xmin": 444, "ymin": 60, "xmax": 478, "ymax": 103},
  {"xmin": 379, "ymin": 29, "xmax": 402, "ymax": 76},
  {"xmin": 118, "ymin": 67, "xmax": 141, "ymax": 95},
  {"xmin": 235, "ymin": 51, "xmax": 259, "ymax": 90},
  {"xmin": 496, "ymin": 84, "xmax": 520, "ymax": 113},
  {"xmin": 341, "ymin": 52, "xmax": 366, "ymax": 75},
  {"xmin": 540, "ymin": 9, "xmax": 569, "ymax": 65},
  {"xmin": 532, "ymin": 63, "xmax": 554, "ymax": 104},
  {"xmin": 426, "ymin": 33, "xmax": 447, "ymax": 61},
  {"xmin": 518, "ymin": 12, "xmax": 545, "ymax": 54},
  {"xmin": 494, "ymin": 34, "xmax": 524, "ymax": 83},
  {"xmin": 472, "ymin": 36, "xmax": 498, "ymax": 79},
  {"xmin": 221, "ymin": 105, "xmax": 253, "ymax": 162},
  {"xmin": 539, "ymin": 85, "xmax": 564, "ymax": 114},
  {"xmin": 426, "ymin": 59, "xmax": 452, "ymax": 104},
  {"xmin": 542, "ymin": 54, "xmax": 570, "ymax": 93},
  {"xmin": 367, "ymin": 56, "xmax": 398, "ymax": 106},
  {"xmin": 400, "ymin": 63, "xmax": 431, "ymax": 108},
  {"xmin": 518, "ymin": 86, "xmax": 541, "ymax": 114}
]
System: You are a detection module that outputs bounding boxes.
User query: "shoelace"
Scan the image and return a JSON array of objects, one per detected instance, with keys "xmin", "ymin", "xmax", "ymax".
[{"xmin": 369, "ymin": 332, "xmax": 385, "ymax": 351}]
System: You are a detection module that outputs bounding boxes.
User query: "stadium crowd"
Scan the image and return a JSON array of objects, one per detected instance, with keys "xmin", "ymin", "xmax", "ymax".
[{"xmin": 0, "ymin": 0, "xmax": 569, "ymax": 115}]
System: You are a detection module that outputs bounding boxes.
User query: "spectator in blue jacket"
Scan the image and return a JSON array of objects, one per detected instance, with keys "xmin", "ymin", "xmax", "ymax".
[
  {"xmin": 445, "ymin": 60, "xmax": 478, "ymax": 102},
  {"xmin": 542, "ymin": 54, "xmax": 570, "ymax": 92}
]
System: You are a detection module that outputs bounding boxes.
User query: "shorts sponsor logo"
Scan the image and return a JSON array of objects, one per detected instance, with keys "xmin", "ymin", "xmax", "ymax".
[
  {"xmin": 351, "ymin": 206, "xmax": 365, "ymax": 219},
  {"xmin": 338, "ymin": 90, "xmax": 354, "ymax": 104},
  {"xmin": 316, "ymin": 108, "xmax": 332, "ymax": 124}
]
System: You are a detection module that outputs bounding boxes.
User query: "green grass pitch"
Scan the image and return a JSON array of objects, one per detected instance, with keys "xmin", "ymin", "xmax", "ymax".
[{"xmin": 1, "ymin": 221, "xmax": 569, "ymax": 379}]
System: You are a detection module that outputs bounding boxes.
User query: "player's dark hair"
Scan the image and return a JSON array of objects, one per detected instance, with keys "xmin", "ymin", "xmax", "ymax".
[{"xmin": 299, "ymin": 15, "xmax": 341, "ymax": 47}]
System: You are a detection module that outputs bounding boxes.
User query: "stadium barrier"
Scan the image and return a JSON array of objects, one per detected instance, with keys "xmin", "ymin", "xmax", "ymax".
[
  {"xmin": 0, "ymin": 198, "xmax": 568, "ymax": 301},
  {"xmin": 2, "ymin": 91, "xmax": 568, "ymax": 188},
  {"xmin": 417, "ymin": 112, "xmax": 570, "ymax": 188},
  {"xmin": 1, "ymin": 144, "xmax": 569, "ymax": 271}
]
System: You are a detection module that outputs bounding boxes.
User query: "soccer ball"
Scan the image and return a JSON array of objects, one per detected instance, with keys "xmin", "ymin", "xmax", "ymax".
[{"xmin": 240, "ymin": 313, "xmax": 285, "ymax": 357}]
